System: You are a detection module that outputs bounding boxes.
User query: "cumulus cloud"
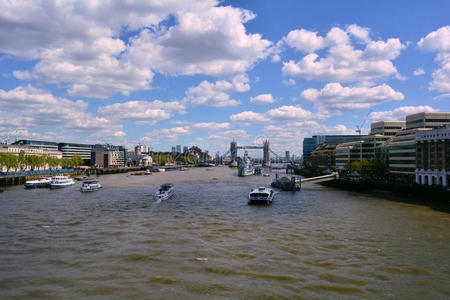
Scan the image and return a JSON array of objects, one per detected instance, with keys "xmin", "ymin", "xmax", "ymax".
[
  {"xmin": 281, "ymin": 25, "xmax": 406, "ymax": 82},
  {"xmin": 262, "ymin": 121, "xmax": 354, "ymax": 154},
  {"xmin": 367, "ymin": 105, "xmax": 436, "ymax": 122},
  {"xmin": 250, "ymin": 93, "xmax": 276, "ymax": 104},
  {"xmin": 3, "ymin": 1, "xmax": 271, "ymax": 98},
  {"xmin": 229, "ymin": 111, "xmax": 267, "ymax": 124},
  {"xmin": 301, "ymin": 82, "xmax": 404, "ymax": 114},
  {"xmin": 230, "ymin": 105, "xmax": 318, "ymax": 125},
  {"xmin": 0, "ymin": 85, "xmax": 123, "ymax": 138},
  {"xmin": 418, "ymin": 26, "xmax": 450, "ymax": 94},
  {"xmin": 142, "ymin": 122, "xmax": 231, "ymax": 144},
  {"xmin": 413, "ymin": 68, "xmax": 425, "ymax": 76},
  {"xmin": 97, "ymin": 100, "xmax": 186, "ymax": 125},
  {"xmin": 185, "ymin": 74, "xmax": 249, "ymax": 107}
]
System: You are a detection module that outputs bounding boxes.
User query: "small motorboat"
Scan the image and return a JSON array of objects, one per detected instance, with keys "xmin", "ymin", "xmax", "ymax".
[
  {"xmin": 158, "ymin": 168, "xmax": 166, "ymax": 172},
  {"xmin": 248, "ymin": 187, "xmax": 275, "ymax": 205},
  {"xmin": 263, "ymin": 173, "xmax": 270, "ymax": 177},
  {"xmin": 25, "ymin": 177, "xmax": 52, "ymax": 188},
  {"xmin": 80, "ymin": 179, "xmax": 102, "ymax": 192},
  {"xmin": 132, "ymin": 169, "xmax": 151, "ymax": 175},
  {"xmin": 155, "ymin": 183, "xmax": 174, "ymax": 201},
  {"xmin": 74, "ymin": 175, "xmax": 89, "ymax": 181}
]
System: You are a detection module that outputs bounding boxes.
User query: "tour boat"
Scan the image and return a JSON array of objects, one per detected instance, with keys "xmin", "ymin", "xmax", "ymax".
[
  {"xmin": 248, "ymin": 187, "xmax": 274, "ymax": 205},
  {"xmin": 80, "ymin": 179, "xmax": 102, "ymax": 192},
  {"xmin": 50, "ymin": 174, "xmax": 75, "ymax": 189},
  {"xmin": 25, "ymin": 177, "xmax": 51, "ymax": 188},
  {"xmin": 155, "ymin": 183, "xmax": 174, "ymax": 201}
]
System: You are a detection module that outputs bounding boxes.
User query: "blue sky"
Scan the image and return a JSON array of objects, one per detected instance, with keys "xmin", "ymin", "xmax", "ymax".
[{"xmin": 0, "ymin": 0, "xmax": 449, "ymax": 158}]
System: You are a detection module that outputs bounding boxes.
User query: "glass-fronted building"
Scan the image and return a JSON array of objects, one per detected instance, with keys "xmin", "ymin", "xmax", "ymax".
[{"xmin": 58, "ymin": 143, "xmax": 93, "ymax": 164}]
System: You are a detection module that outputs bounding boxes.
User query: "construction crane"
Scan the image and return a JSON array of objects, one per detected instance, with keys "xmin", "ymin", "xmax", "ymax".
[{"xmin": 355, "ymin": 109, "xmax": 372, "ymax": 135}]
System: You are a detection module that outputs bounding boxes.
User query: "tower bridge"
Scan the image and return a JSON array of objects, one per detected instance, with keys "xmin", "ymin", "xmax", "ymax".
[{"xmin": 230, "ymin": 139, "xmax": 271, "ymax": 166}]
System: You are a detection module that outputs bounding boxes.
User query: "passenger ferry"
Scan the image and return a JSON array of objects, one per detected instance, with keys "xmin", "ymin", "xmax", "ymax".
[
  {"xmin": 25, "ymin": 177, "xmax": 52, "ymax": 188},
  {"xmin": 248, "ymin": 187, "xmax": 274, "ymax": 205},
  {"xmin": 80, "ymin": 179, "xmax": 102, "ymax": 192},
  {"xmin": 50, "ymin": 174, "xmax": 75, "ymax": 189},
  {"xmin": 155, "ymin": 183, "xmax": 174, "ymax": 201}
]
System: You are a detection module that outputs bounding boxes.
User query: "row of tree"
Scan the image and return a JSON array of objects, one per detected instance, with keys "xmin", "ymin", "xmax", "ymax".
[{"xmin": 0, "ymin": 153, "xmax": 84, "ymax": 173}]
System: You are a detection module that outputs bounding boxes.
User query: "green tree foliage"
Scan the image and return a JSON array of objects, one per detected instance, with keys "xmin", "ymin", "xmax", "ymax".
[{"xmin": 350, "ymin": 159, "xmax": 387, "ymax": 179}]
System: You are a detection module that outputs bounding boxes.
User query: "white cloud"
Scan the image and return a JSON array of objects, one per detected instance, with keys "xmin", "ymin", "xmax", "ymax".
[
  {"xmin": 284, "ymin": 29, "xmax": 326, "ymax": 53},
  {"xmin": 367, "ymin": 105, "xmax": 436, "ymax": 122},
  {"xmin": 418, "ymin": 26, "xmax": 450, "ymax": 94},
  {"xmin": 0, "ymin": 85, "xmax": 123, "ymax": 138},
  {"xmin": 301, "ymin": 82, "xmax": 404, "ymax": 114},
  {"xmin": 229, "ymin": 111, "xmax": 267, "ymax": 124},
  {"xmin": 282, "ymin": 79, "xmax": 296, "ymax": 86},
  {"xmin": 127, "ymin": 5, "xmax": 271, "ymax": 77},
  {"xmin": 142, "ymin": 122, "xmax": 231, "ymax": 144},
  {"xmin": 250, "ymin": 93, "xmax": 276, "ymax": 104},
  {"xmin": 282, "ymin": 25, "xmax": 405, "ymax": 82},
  {"xmin": 413, "ymin": 68, "xmax": 425, "ymax": 76},
  {"xmin": 230, "ymin": 105, "xmax": 318, "ymax": 125},
  {"xmin": 3, "ymin": 1, "xmax": 271, "ymax": 98},
  {"xmin": 97, "ymin": 100, "xmax": 186, "ymax": 125},
  {"xmin": 185, "ymin": 74, "xmax": 249, "ymax": 107},
  {"xmin": 265, "ymin": 105, "xmax": 315, "ymax": 121}
]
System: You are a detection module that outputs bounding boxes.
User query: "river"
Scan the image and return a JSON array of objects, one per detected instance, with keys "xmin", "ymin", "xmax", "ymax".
[{"xmin": 0, "ymin": 167, "xmax": 449, "ymax": 299}]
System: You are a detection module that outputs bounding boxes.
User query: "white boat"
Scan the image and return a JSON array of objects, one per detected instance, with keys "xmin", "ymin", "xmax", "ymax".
[
  {"xmin": 155, "ymin": 183, "xmax": 174, "ymax": 201},
  {"xmin": 158, "ymin": 168, "xmax": 165, "ymax": 172},
  {"xmin": 25, "ymin": 177, "xmax": 51, "ymax": 188},
  {"xmin": 80, "ymin": 179, "xmax": 102, "ymax": 192},
  {"xmin": 50, "ymin": 174, "xmax": 75, "ymax": 189},
  {"xmin": 248, "ymin": 187, "xmax": 274, "ymax": 205}
]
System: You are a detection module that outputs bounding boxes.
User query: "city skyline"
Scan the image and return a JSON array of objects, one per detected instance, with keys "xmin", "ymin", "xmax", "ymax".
[{"xmin": 1, "ymin": 0, "xmax": 449, "ymax": 156}]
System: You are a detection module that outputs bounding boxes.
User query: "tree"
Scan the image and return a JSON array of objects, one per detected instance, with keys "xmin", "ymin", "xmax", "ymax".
[{"xmin": 70, "ymin": 154, "xmax": 84, "ymax": 167}]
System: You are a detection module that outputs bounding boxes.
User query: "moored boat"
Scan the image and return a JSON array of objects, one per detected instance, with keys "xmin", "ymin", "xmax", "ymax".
[
  {"xmin": 80, "ymin": 179, "xmax": 102, "ymax": 192},
  {"xmin": 155, "ymin": 183, "xmax": 174, "ymax": 201},
  {"xmin": 238, "ymin": 151, "xmax": 255, "ymax": 177},
  {"xmin": 248, "ymin": 187, "xmax": 274, "ymax": 205},
  {"xmin": 50, "ymin": 174, "xmax": 75, "ymax": 189},
  {"xmin": 132, "ymin": 169, "xmax": 151, "ymax": 175},
  {"xmin": 25, "ymin": 177, "xmax": 52, "ymax": 188}
]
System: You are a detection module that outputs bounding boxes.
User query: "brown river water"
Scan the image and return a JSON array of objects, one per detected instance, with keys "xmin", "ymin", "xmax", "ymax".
[{"xmin": 0, "ymin": 166, "xmax": 449, "ymax": 299}]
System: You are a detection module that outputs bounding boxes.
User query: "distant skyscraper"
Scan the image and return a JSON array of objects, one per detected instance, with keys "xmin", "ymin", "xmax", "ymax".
[
  {"xmin": 171, "ymin": 146, "xmax": 176, "ymax": 153},
  {"xmin": 285, "ymin": 151, "xmax": 290, "ymax": 162},
  {"xmin": 183, "ymin": 146, "xmax": 188, "ymax": 153},
  {"xmin": 176, "ymin": 145, "xmax": 181, "ymax": 153}
]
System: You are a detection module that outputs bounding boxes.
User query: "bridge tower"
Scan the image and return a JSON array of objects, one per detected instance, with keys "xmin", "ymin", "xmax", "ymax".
[
  {"xmin": 230, "ymin": 139, "xmax": 237, "ymax": 162},
  {"xmin": 263, "ymin": 139, "xmax": 270, "ymax": 166}
]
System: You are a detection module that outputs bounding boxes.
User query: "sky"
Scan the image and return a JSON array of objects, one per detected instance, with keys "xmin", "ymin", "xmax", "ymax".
[{"xmin": 0, "ymin": 0, "xmax": 449, "ymax": 158}]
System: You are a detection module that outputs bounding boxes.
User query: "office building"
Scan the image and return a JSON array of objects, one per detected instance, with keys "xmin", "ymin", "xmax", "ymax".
[
  {"xmin": 311, "ymin": 143, "xmax": 339, "ymax": 170},
  {"xmin": 415, "ymin": 125, "xmax": 450, "ymax": 187},
  {"xmin": 303, "ymin": 135, "xmax": 361, "ymax": 162},
  {"xmin": 176, "ymin": 145, "xmax": 181, "ymax": 153},
  {"xmin": 12, "ymin": 140, "xmax": 61, "ymax": 157},
  {"xmin": 370, "ymin": 121, "xmax": 405, "ymax": 136},
  {"xmin": 389, "ymin": 112, "xmax": 450, "ymax": 182},
  {"xmin": 91, "ymin": 144, "xmax": 127, "ymax": 168},
  {"xmin": 183, "ymin": 146, "xmax": 188, "ymax": 153},
  {"xmin": 406, "ymin": 112, "xmax": 450, "ymax": 130},
  {"xmin": 285, "ymin": 151, "xmax": 290, "ymax": 162},
  {"xmin": 58, "ymin": 142, "xmax": 93, "ymax": 164},
  {"xmin": 135, "ymin": 144, "xmax": 149, "ymax": 155},
  {"xmin": 171, "ymin": 146, "xmax": 176, "ymax": 153}
]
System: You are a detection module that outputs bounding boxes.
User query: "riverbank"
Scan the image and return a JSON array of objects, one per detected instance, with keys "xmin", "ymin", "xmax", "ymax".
[{"xmin": 320, "ymin": 179, "xmax": 450, "ymax": 213}]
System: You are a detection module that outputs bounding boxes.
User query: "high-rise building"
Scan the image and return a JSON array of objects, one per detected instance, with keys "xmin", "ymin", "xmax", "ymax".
[
  {"xmin": 183, "ymin": 146, "xmax": 188, "ymax": 153},
  {"xmin": 176, "ymin": 145, "xmax": 181, "ymax": 153},
  {"xmin": 302, "ymin": 137, "xmax": 316, "ymax": 162},
  {"xmin": 135, "ymin": 144, "xmax": 149, "ymax": 154},
  {"xmin": 171, "ymin": 146, "xmax": 176, "ymax": 153},
  {"xmin": 285, "ymin": 151, "xmax": 290, "ymax": 162}
]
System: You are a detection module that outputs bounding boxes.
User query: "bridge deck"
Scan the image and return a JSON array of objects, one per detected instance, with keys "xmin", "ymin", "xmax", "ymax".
[{"xmin": 301, "ymin": 173, "xmax": 337, "ymax": 183}]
